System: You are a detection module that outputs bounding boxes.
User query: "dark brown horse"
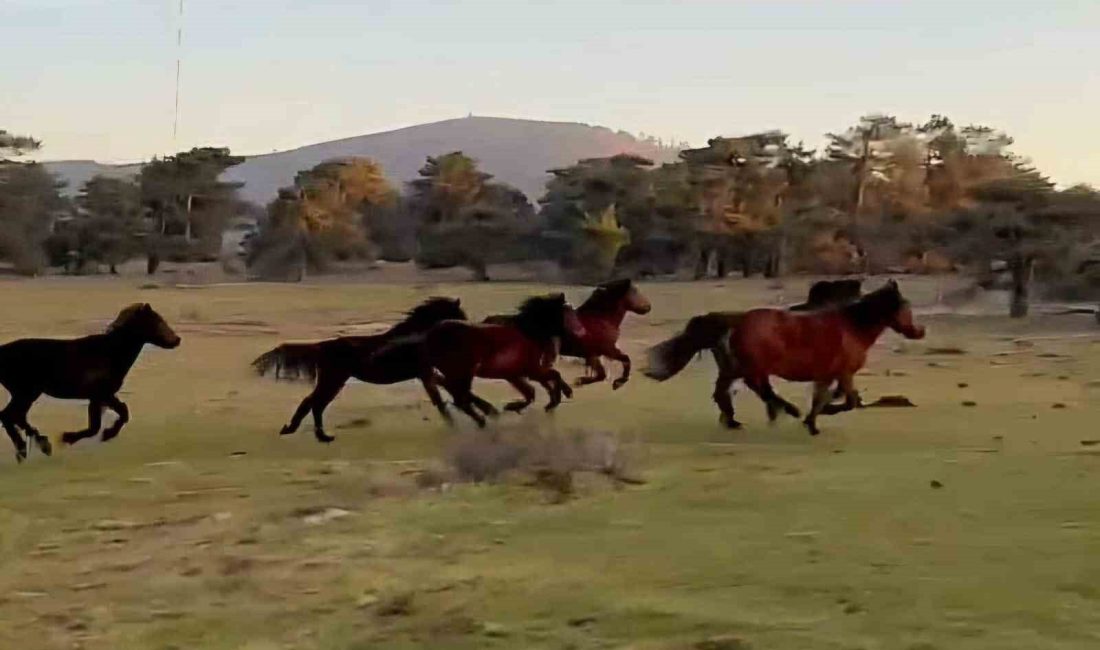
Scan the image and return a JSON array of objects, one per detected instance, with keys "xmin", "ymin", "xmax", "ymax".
[
  {"xmin": 485, "ymin": 279, "xmax": 652, "ymax": 390},
  {"xmin": 0, "ymin": 303, "xmax": 181, "ymax": 462},
  {"xmin": 645, "ymin": 280, "xmax": 924, "ymax": 435},
  {"xmin": 253, "ymin": 297, "xmax": 469, "ymax": 443},
  {"xmin": 416, "ymin": 293, "xmax": 586, "ymax": 427},
  {"xmin": 789, "ymin": 278, "xmax": 863, "ymax": 311}
]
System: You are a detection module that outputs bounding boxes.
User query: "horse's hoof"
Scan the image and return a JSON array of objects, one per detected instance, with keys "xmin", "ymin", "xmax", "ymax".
[
  {"xmin": 561, "ymin": 385, "xmax": 574, "ymax": 399},
  {"xmin": 503, "ymin": 402, "xmax": 528, "ymax": 413},
  {"xmin": 612, "ymin": 379, "xmax": 627, "ymax": 390},
  {"xmin": 61, "ymin": 432, "xmax": 80, "ymax": 446},
  {"xmin": 785, "ymin": 405, "xmax": 802, "ymax": 418},
  {"xmin": 315, "ymin": 431, "xmax": 335, "ymax": 444},
  {"xmin": 37, "ymin": 437, "xmax": 53, "ymax": 457},
  {"xmin": 15, "ymin": 448, "xmax": 27, "ymax": 463},
  {"xmin": 720, "ymin": 416, "xmax": 743, "ymax": 430},
  {"xmin": 804, "ymin": 421, "xmax": 820, "ymax": 436},
  {"xmin": 279, "ymin": 425, "xmax": 295, "ymax": 436},
  {"xmin": 101, "ymin": 429, "xmax": 120, "ymax": 442},
  {"xmin": 545, "ymin": 403, "xmax": 560, "ymax": 413}
]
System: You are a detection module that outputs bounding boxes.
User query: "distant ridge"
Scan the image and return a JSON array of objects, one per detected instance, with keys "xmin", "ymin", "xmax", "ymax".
[{"xmin": 44, "ymin": 116, "xmax": 682, "ymax": 204}]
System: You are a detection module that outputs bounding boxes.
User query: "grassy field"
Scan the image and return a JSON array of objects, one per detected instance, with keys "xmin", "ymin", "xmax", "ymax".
[{"xmin": 1, "ymin": 275, "xmax": 1099, "ymax": 650}]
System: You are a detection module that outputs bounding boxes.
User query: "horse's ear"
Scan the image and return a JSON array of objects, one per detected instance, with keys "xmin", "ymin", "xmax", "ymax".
[
  {"xmin": 887, "ymin": 279, "xmax": 898, "ymax": 291},
  {"xmin": 141, "ymin": 303, "xmax": 152, "ymax": 311},
  {"xmin": 452, "ymin": 298, "xmax": 461, "ymax": 306},
  {"xmin": 552, "ymin": 292, "xmax": 565, "ymax": 302}
]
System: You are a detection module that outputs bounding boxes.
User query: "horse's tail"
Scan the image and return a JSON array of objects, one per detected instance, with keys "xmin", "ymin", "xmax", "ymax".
[
  {"xmin": 643, "ymin": 312, "xmax": 742, "ymax": 381},
  {"xmin": 251, "ymin": 342, "xmax": 324, "ymax": 382}
]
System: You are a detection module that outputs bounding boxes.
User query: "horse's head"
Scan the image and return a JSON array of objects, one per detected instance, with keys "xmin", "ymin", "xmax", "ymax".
[
  {"xmin": 108, "ymin": 303, "xmax": 182, "ymax": 349},
  {"xmin": 584, "ymin": 279, "xmax": 651, "ymax": 315},
  {"xmin": 882, "ymin": 280, "xmax": 926, "ymax": 340}
]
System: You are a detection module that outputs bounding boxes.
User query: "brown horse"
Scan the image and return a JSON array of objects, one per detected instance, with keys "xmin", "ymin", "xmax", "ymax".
[
  {"xmin": 645, "ymin": 280, "xmax": 924, "ymax": 435},
  {"xmin": 485, "ymin": 279, "xmax": 652, "ymax": 390},
  {"xmin": 252, "ymin": 297, "xmax": 470, "ymax": 443},
  {"xmin": 415, "ymin": 293, "xmax": 586, "ymax": 427},
  {"xmin": 0, "ymin": 303, "xmax": 181, "ymax": 462}
]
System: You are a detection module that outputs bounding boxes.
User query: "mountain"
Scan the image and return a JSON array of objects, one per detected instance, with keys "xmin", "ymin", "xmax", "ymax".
[{"xmin": 44, "ymin": 117, "xmax": 682, "ymax": 204}]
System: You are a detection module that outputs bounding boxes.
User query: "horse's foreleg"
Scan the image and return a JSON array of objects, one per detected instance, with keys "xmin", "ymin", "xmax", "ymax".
[
  {"xmin": 803, "ymin": 381, "xmax": 833, "ymax": 436},
  {"xmin": 100, "ymin": 396, "xmax": 129, "ymax": 441},
  {"xmin": 0, "ymin": 400, "xmax": 28, "ymax": 463},
  {"xmin": 607, "ymin": 348, "xmax": 631, "ymax": 390},
  {"xmin": 61, "ymin": 401, "xmax": 104, "ymax": 448},
  {"xmin": 420, "ymin": 373, "xmax": 453, "ymax": 424},
  {"xmin": 711, "ymin": 348, "xmax": 742, "ymax": 429},
  {"xmin": 821, "ymin": 374, "xmax": 862, "ymax": 415},
  {"xmin": 503, "ymin": 378, "xmax": 537, "ymax": 413},
  {"xmin": 573, "ymin": 357, "xmax": 607, "ymax": 388}
]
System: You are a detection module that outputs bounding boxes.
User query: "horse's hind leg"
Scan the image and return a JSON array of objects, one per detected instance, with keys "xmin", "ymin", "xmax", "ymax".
[
  {"xmin": 821, "ymin": 374, "xmax": 862, "ymax": 416},
  {"xmin": 308, "ymin": 376, "xmax": 345, "ymax": 444},
  {"xmin": 607, "ymin": 348, "xmax": 631, "ymax": 390},
  {"xmin": 534, "ymin": 369, "xmax": 568, "ymax": 412},
  {"xmin": 447, "ymin": 376, "xmax": 486, "ymax": 428},
  {"xmin": 61, "ymin": 401, "xmax": 104, "ymax": 448},
  {"xmin": 711, "ymin": 348, "xmax": 742, "ymax": 429},
  {"xmin": 468, "ymin": 391, "xmax": 499, "ymax": 418},
  {"xmin": 0, "ymin": 401, "xmax": 27, "ymax": 463},
  {"xmin": 100, "ymin": 396, "xmax": 129, "ymax": 441},
  {"xmin": 803, "ymin": 381, "xmax": 833, "ymax": 436},
  {"xmin": 573, "ymin": 357, "xmax": 607, "ymax": 388},
  {"xmin": 281, "ymin": 393, "xmax": 313, "ymax": 436},
  {"xmin": 504, "ymin": 378, "xmax": 537, "ymax": 413}
]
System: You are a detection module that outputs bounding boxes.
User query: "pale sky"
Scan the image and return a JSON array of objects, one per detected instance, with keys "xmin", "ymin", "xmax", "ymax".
[{"xmin": 2, "ymin": 0, "xmax": 1097, "ymax": 186}]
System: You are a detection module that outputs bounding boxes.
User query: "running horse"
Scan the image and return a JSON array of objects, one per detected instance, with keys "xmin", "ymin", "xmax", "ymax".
[
  {"xmin": 0, "ymin": 303, "xmax": 181, "ymax": 462},
  {"xmin": 412, "ymin": 293, "xmax": 586, "ymax": 427},
  {"xmin": 484, "ymin": 279, "xmax": 652, "ymax": 389},
  {"xmin": 253, "ymin": 297, "xmax": 468, "ymax": 443},
  {"xmin": 645, "ymin": 280, "xmax": 924, "ymax": 435}
]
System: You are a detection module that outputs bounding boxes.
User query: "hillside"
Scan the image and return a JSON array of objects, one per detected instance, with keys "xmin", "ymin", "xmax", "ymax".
[{"xmin": 44, "ymin": 116, "xmax": 682, "ymax": 204}]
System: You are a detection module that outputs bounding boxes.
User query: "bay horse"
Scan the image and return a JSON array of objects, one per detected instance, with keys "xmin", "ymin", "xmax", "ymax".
[
  {"xmin": 485, "ymin": 279, "xmax": 652, "ymax": 390},
  {"xmin": 0, "ymin": 303, "xmax": 181, "ymax": 462},
  {"xmin": 252, "ymin": 297, "xmax": 471, "ymax": 443},
  {"xmin": 645, "ymin": 280, "xmax": 924, "ymax": 435},
  {"xmin": 414, "ymin": 293, "xmax": 586, "ymax": 427}
]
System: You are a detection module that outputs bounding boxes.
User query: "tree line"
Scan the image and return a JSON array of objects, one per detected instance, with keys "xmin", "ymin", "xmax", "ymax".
[{"xmin": 3, "ymin": 114, "xmax": 1100, "ymax": 317}]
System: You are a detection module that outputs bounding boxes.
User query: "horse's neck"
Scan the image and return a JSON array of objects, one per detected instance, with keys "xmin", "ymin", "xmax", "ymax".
[
  {"xmin": 849, "ymin": 321, "xmax": 889, "ymax": 351},
  {"xmin": 580, "ymin": 303, "xmax": 627, "ymax": 329},
  {"xmin": 104, "ymin": 330, "xmax": 146, "ymax": 371}
]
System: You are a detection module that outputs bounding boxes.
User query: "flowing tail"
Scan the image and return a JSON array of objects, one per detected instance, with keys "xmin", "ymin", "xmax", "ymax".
[
  {"xmin": 252, "ymin": 342, "xmax": 324, "ymax": 382},
  {"xmin": 643, "ymin": 312, "xmax": 743, "ymax": 381}
]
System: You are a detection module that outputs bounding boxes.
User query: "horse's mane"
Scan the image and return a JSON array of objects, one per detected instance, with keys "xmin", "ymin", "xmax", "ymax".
[
  {"xmin": 842, "ymin": 282, "xmax": 903, "ymax": 330},
  {"xmin": 579, "ymin": 279, "xmax": 633, "ymax": 312},
  {"xmin": 106, "ymin": 303, "xmax": 147, "ymax": 333},
  {"xmin": 512, "ymin": 294, "xmax": 569, "ymax": 342},
  {"xmin": 390, "ymin": 297, "xmax": 465, "ymax": 335}
]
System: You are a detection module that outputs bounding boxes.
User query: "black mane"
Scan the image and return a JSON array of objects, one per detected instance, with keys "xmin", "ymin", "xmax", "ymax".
[
  {"xmin": 579, "ymin": 279, "xmax": 633, "ymax": 312},
  {"xmin": 512, "ymin": 294, "xmax": 571, "ymax": 342},
  {"xmin": 842, "ymin": 281, "xmax": 903, "ymax": 330},
  {"xmin": 391, "ymin": 297, "xmax": 466, "ymax": 335}
]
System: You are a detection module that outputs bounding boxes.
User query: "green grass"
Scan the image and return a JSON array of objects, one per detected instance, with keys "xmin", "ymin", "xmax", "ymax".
[{"xmin": 1, "ymin": 276, "xmax": 1099, "ymax": 649}]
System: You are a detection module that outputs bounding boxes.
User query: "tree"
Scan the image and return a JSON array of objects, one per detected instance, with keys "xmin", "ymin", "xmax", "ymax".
[
  {"xmin": 139, "ymin": 147, "xmax": 245, "ymax": 272},
  {"xmin": 540, "ymin": 154, "xmax": 655, "ymax": 281},
  {"xmin": 409, "ymin": 152, "xmax": 534, "ymax": 281},
  {"xmin": 250, "ymin": 157, "xmax": 397, "ymax": 278},
  {"xmin": 51, "ymin": 175, "xmax": 144, "ymax": 273},
  {"xmin": 0, "ymin": 130, "xmax": 64, "ymax": 275}
]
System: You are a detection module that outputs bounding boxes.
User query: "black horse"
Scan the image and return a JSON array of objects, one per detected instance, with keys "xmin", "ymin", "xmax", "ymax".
[
  {"xmin": 0, "ymin": 303, "xmax": 182, "ymax": 462},
  {"xmin": 789, "ymin": 279, "xmax": 863, "ymax": 311},
  {"xmin": 253, "ymin": 297, "xmax": 469, "ymax": 443}
]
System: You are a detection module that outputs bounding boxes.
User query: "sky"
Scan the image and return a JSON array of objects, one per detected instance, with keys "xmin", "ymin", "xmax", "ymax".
[{"xmin": 2, "ymin": 0, "xmax": 1098, "ymax": 186}]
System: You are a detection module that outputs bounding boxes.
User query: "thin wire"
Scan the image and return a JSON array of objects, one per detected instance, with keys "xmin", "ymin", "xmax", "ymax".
[{"xmin": 172, "ymin": 0, "xmax": 183, "ymax": 150}]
